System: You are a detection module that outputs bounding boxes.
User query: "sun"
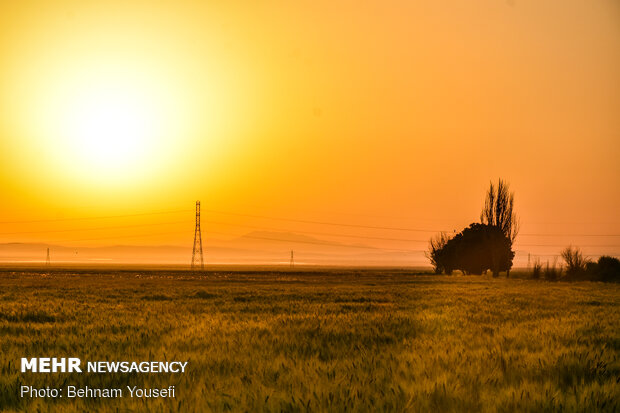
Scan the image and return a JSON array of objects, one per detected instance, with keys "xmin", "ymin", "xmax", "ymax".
[
  {"xmin": 43, "ymin": 68, "xmax": 181, "ymax": 186},
  {"xmin": 68, "ymin": 86, "xmax": 154, "ymax": 170},
  {"xmin": 9, "ymin": 45, "xmax": 231, "ymax": 193}
]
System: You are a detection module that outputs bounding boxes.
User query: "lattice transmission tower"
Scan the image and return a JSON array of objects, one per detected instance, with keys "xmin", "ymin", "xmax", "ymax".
[
  {"xmin": 45, "ymin": 248, "xmax": 51, "ymax": 267},
  {"xmin": 290, "ymin": 250, "xmax": 294, "ymax": 268},
  {"xmin": 191, "ymin": 201, "xmax": 204, "ymax": 270}
]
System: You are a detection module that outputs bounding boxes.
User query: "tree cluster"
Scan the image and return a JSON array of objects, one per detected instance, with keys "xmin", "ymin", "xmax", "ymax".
[
  {"xmin": 428, "ymin": 179, "xmax": 517, "ymax": 277},
  {"xmin": 561, "ymin": 246, "xmax": 620, "ymax": 282},
  {"xmin": 429, "ymin": 223, "xmax": 514, "ymax": 276}
]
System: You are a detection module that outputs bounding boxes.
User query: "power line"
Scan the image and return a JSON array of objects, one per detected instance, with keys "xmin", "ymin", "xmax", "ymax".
[
  {"xmin": 52, "ymin": 231, "xmax": 188, "ymax": 243},
  {"xmin": 203, "ymin": 209, "xmax": 449, "ymax": 233},
  {"xmin": 0, "ymin": 209, "xmax": 192, "ymax": 225},
  {"xmin": 0, "ymin": 220, "xmax": 192, "ymax": 236},
  {"xmin": 39, "ymin": 228, "xmax": 423, "ymax": 253},
  {"xmin": 2, "ymin": 205, "xmax": 619, "ymax": 237},
  {"xmin": 203, "ymin": 209, "xmax": 620, "ymax": 237},
  {"xmin": 0, "ymin": 215, "xmax": 431, "ymax": 243},
  {"xmin": 7, "ymin": 226, "xmax": 617, "ymax": 255},
  {"xmin": 515, "ymin": 243, "xmax": 620, "ymax": 248},
  {"xmin": 2, "ymin": 207, "xmax": 620, "ymax": 247},
  {"xmin": 203, "ymin": 220, "xmax": 620, "ymax": 246},
  {"xmin": 206, "ymin": 230, "xmax": 419, "ymax": 253},
  {"xmin": 201, "ymin": 220, "xmax": 430, "ymax": 243},
  {"xmin": 519, "ymin": 233, "xmax": 620, "ymax": 237},
  {"xmin": 5, "ymin": 216, "xmax": 620, "ymax": 244}
]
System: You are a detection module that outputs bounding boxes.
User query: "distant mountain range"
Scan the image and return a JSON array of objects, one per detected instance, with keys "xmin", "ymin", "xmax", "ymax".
[{"xmin": 0, "ymin": 231, "xmax": 425, "ymax": 266}]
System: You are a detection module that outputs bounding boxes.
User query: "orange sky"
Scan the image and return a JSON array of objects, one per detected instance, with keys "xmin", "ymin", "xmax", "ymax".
[{"xmin": 1, "ymin": 0, "xmax": 619, "ymax": 262}]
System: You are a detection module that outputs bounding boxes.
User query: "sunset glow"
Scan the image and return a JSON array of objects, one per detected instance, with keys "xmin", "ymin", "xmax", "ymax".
[
  {"xmin": 57, "ymin": 78, "xmax": 165, "ymax": 178},
  {"xmin": 2, "ymin": 3, "xmax": 619, "ymax": 411},
  {"xmin": 0, "ymin": 0, "xmax": 618, "ymax": 264}
]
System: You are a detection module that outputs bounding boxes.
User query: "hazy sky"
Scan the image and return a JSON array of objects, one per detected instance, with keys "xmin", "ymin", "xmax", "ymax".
[{"xmin": 1, "ymin": 0, "xmax": 619, "ymax": 259}]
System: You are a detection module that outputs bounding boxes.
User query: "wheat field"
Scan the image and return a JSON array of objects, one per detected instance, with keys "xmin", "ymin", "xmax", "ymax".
[{"xmin": 0, "ymin": 268, "xmax": 618, "ymax": 412}]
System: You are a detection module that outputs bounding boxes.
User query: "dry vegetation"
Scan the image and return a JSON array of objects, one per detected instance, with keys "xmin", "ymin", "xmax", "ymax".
[{"xmin": 0, "ymin": 268, "xmax": 619, "ymax": 412}]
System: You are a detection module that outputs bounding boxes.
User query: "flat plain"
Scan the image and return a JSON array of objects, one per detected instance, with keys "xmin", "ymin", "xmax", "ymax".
[{"xmin": 0, "ymin": 268, "xmax": 618, "ymax": 412}]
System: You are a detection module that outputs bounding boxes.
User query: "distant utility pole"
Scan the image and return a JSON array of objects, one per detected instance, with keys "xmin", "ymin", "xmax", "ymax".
[
  {"xmin": 45, "ymin": 248, "xmax": 51, "ymax": 267},
  {"xmin": 290, "ymin": 250, "xmax": 294, "ymax": 268},
  {"xmin": 527, "ymin": 253, "xmax": 531, "ymax": 269},
  {"xmin": 191, "ymin": 201, "xmax": 204, "ymax": 271}
]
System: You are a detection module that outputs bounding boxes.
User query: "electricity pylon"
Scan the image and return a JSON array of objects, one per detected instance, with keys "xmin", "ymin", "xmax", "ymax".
[
  {"xmin": 191, "ymin": 201, "xmax": 204, "ymax": 270},
  {"xmin": 290, "ymin": 250, "xmax": 294, "ymax": 268},
  {"xmin": 45, "ymin": 248, "xmax": 51, "ymax": 267}
]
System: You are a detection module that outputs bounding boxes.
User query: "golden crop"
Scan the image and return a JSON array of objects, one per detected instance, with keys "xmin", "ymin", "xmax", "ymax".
[{"xmin": 1, "ymin": 269, "xmax": 618, "ymax": 412}]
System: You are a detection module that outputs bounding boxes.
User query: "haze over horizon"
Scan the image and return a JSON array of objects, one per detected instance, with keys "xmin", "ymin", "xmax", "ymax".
[{"xmin": 1, "ymin": 0, "xmax": 619, "ymax": 264}]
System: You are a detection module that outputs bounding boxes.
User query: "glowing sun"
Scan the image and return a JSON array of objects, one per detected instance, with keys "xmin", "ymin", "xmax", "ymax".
[
  {"xmin": 69, "ymin": 87, "xmax": 153, "ymax": 169},
  {"xmin": 45, "ymin": 69, "xmax": 181, "ymax": 185}
]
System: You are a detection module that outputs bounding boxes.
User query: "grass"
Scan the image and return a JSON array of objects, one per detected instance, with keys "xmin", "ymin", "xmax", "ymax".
[{"xmin": 0, "ymin": 268, "xmax": 618, "ymax": 412}]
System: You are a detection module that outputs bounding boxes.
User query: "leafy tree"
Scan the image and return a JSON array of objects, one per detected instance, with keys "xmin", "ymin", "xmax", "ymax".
[
  {"xmin": 437, "ymin": 223, "xmax": 514, "ymax": 276},
  {"xmin": 574, "ymin": 255, "xmax": 620, "ymax": 281},
  {"xmin": 426, "ymin": 232, "xmax": 453, "ymax": 274},
  {"xmin": 595, "ymin": 256, "xmax": 620, "ymax": 281}
]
